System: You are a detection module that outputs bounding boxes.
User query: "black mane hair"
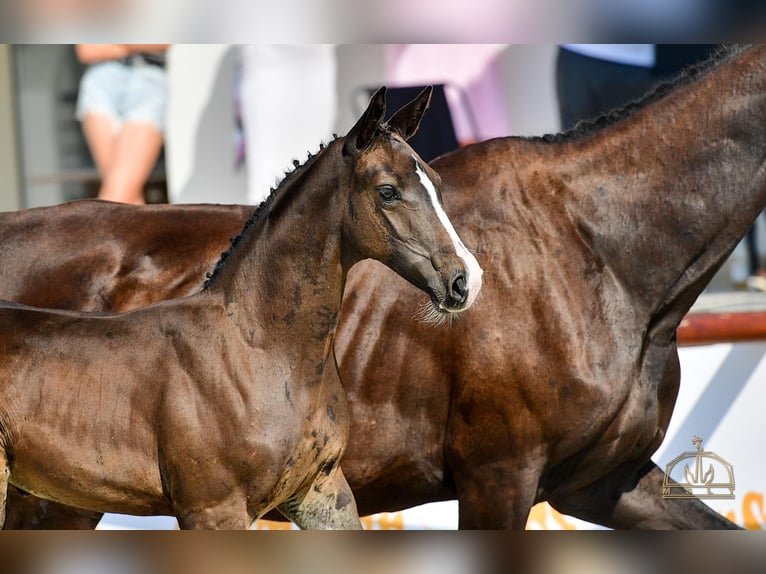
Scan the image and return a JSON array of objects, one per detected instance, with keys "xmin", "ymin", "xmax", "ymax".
[
  {"xmin": 202, "ymin": 136, "xmax": 340, "ymax": 290},
  {"xmin": 536, "ymin": 44, "xmax": 749, "ymax": 144}
]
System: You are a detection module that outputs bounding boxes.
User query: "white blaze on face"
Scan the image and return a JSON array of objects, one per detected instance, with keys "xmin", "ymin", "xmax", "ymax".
[{"xmin": 414, "ymin": 160, "xmax": 483, "ymax": 309}]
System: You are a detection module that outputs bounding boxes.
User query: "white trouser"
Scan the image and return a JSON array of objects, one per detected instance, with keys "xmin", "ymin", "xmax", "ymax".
[{"xmin": 239, "ymin": 45, "xmax": 338, "ymax": 205}]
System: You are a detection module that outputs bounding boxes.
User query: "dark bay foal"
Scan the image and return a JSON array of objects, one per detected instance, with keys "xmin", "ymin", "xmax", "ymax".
[{"xmin": 0, "ymin": 87, "xmax": 481, "ymax": 529}]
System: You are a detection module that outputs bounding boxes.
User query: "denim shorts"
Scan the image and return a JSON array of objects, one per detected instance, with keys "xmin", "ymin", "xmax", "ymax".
[{"xmin": 76, "ymin": 60, "xmax": 167, "ymax": 133}]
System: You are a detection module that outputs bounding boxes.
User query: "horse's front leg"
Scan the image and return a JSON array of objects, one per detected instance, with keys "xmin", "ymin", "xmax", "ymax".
[
  {"xmin": 548, "ymin": 460, "xmax": 741, "ymax": 529},
  {"xmin": 454, "ymin": 460, "xmax": 542, "ymax": 529},
  {"xmin": 278, "ymin": 464, "xmax": 363, "ymax": 530},
  {"xmin": 171, "ymin": 477, "xmax": 252, "ymax": 529}
]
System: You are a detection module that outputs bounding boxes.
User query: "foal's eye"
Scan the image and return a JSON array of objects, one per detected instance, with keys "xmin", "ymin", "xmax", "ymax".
[{"xmin": 377, "ymin": 185, "xmax": 399, "ymax": 203}]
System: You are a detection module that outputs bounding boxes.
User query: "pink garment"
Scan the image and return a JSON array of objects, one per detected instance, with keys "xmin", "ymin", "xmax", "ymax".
[{"xmin": 384, "ymin": 44, "xmax": 509, "ymax": 144}]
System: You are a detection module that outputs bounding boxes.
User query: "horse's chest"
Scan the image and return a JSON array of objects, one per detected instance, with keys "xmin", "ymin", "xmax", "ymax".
[
  {"xmin": 158, "ymin": 361, "xmax": 349, "ymax": 515},
  {"xmin": 245, "ymin": 394, "xmax": 348, "ymax": 513}
]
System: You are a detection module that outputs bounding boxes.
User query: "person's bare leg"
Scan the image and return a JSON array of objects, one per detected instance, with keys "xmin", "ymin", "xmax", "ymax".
[
  {"xmin": 100, "ymin": 121, "xmax": 163, "ymax": 205},
  {"xmin": 81, "ymin": 112, "xmax": 117, "ymax": 176}
]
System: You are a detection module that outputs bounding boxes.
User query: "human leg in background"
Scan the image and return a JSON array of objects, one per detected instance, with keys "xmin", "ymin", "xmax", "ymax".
[
  {"xmin": 556, "ymin": 46, "xmax": 658, "ymax": 131},
  {"xmin": 76, "ymin": 51, "xmax": 168, "ymax": 205},
  {"xmin": 98, "ymin": 121, "xmax": 163, "ymax": 204},
  {"xmin": 239, "ymin": 45, "xmax": 337, "ymax": 205},
  {"xmin": 80, "ymin": 112, "xmax": 116, "ymax": 177},
  {"xmin": 81, "ymin": 113, "xmax": 163, "ymax": 205}
]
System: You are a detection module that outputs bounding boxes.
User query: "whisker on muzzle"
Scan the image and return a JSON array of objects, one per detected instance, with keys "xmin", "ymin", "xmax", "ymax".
[{"xmin": 413, "ymin": 299, "xmax": 460, "ymax": 328}]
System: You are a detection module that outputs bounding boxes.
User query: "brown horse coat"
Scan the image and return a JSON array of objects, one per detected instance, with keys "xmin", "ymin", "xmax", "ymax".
[
  {"xmin": 0, "ymin": 201, "xmax": 252, "ymax": 313},
  {"xmin": 0, "ymin": 87, "xmax": 480, "ymax": 529},
  {"xmin": 3, "ymin": 46, "xmax": 763, "ymax": 528}
]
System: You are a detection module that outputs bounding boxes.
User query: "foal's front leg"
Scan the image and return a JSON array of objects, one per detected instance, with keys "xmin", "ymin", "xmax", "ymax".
[
  {"xmin": 172, "ymin": 479, "xmax": 252, "ymax": 529},
  {"xmin": 175, "ymin": 497, "xmax": 252, "ymax": 530},
  {"xmin": 278, "ymin": 465, "xmax": 363, "ymax": 530}
]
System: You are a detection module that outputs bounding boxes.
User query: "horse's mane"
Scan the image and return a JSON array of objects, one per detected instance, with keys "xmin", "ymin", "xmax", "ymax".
[
  {"xmin": 202, "ymin": 135, "xmax": 341, "ymax": 290},
  {"xmin": 535, "ymin": 44, "xmax": 750, "ymax": 144}
]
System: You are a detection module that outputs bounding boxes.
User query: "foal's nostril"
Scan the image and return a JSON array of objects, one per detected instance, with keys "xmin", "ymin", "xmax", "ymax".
[{"xmin": 450, "ymin": 272, "xmax": 468, "ymax": 305}]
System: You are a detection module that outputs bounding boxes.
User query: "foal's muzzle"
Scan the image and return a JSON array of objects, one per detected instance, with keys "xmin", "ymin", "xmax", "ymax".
[{"xmin": 446, "ymin": 270, "xmax": 468, "ymax": 308}]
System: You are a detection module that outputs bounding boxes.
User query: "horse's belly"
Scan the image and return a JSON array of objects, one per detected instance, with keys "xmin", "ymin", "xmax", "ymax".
[
  {"xmin": 9, "ymin": 435, "xmax": 169, "ymax": 516},
  {"xmin": 563, "ymin": 346, "xmax": 679, "ymax": 488},
  {"xmin": 547, "ymin": 385, "xmax": 662, "ymax": 497}
]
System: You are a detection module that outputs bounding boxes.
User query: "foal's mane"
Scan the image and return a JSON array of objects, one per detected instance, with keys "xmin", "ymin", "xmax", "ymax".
[
  {"xmin": 202, "ymin": 135, "xmax": 341, "ymax": 290},
  {"xmin": 537, "ymin": 44, "xmax": 749, "ymax": 144}
]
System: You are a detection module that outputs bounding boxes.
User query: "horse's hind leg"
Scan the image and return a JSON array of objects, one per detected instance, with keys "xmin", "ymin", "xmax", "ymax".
[
  {"xmin": 3, "ymin": 488, "xmax": 103, "ymax": 529},
  {"xmin": 278, "ymin": 465, "xmax": 362, "ymax": 530},
  {"xmin": 548, "ymin": 461, "xmax": 741, "ymax": 529}
]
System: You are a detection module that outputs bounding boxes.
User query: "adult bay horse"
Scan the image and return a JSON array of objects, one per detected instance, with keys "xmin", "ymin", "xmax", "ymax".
[
  {"xmin": 2, "ymin": 45, "xmax": 761, "ymax": 529},
  {"xmin": 0, "ymin": 86, "xmax": 482, "ymax": 529},
  {"xmin": 336, "ymin": 45, "xmax": 758, "ymax": 529}
]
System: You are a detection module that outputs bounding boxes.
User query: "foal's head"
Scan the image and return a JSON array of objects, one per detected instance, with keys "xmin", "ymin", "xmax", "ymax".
[{"xmin": 341, "ymin": 87, "xmax": 482, "ymax": 317}]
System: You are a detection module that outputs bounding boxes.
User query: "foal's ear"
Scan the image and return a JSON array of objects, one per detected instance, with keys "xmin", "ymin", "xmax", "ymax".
[
  {"xmin": 343, "ymin": 86, "xmax": 387, "ymax": 157},
  {"xmin": 387, "ymin": 86, "xmax": 433, "ymax": 141}
]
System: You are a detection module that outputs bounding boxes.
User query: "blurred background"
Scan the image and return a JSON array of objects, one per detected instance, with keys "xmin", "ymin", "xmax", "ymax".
[{"xmin": 0, "ymin": 44, "xmax": 559, "ymax": 209}]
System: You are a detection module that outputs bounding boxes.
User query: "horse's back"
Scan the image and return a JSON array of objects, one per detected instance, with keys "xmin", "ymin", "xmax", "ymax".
[{"xmin": 0, "ymin": 200, "xmax": 251, "ymax": 312}]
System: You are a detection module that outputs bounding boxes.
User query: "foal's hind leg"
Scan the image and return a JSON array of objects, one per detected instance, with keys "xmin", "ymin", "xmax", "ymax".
[
  {"xmin": 4, "ymin": 488, "xmax": 103, "ymax": 529},
  {"xmin": 278, "ymin": 465, "xmax": 362, "ymax": 530}
]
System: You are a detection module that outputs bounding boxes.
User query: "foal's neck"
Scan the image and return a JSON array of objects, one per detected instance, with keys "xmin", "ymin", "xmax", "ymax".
[
  {"xmin": 564, "ymin": 45, "xmax": 766, "ymax": 335},
  {"xmin": 207, "ymin": 148, "xmax": 347, "ymax": 344}
]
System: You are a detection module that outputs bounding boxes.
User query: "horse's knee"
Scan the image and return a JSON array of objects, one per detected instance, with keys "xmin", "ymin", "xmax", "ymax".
[
  {"xmin": 176, "ymin": 508, "xmax": 249, "ymax": 530},
  {"xmin": 279, "ymin": 466, "xmax": 362, "ymax": 530}
]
